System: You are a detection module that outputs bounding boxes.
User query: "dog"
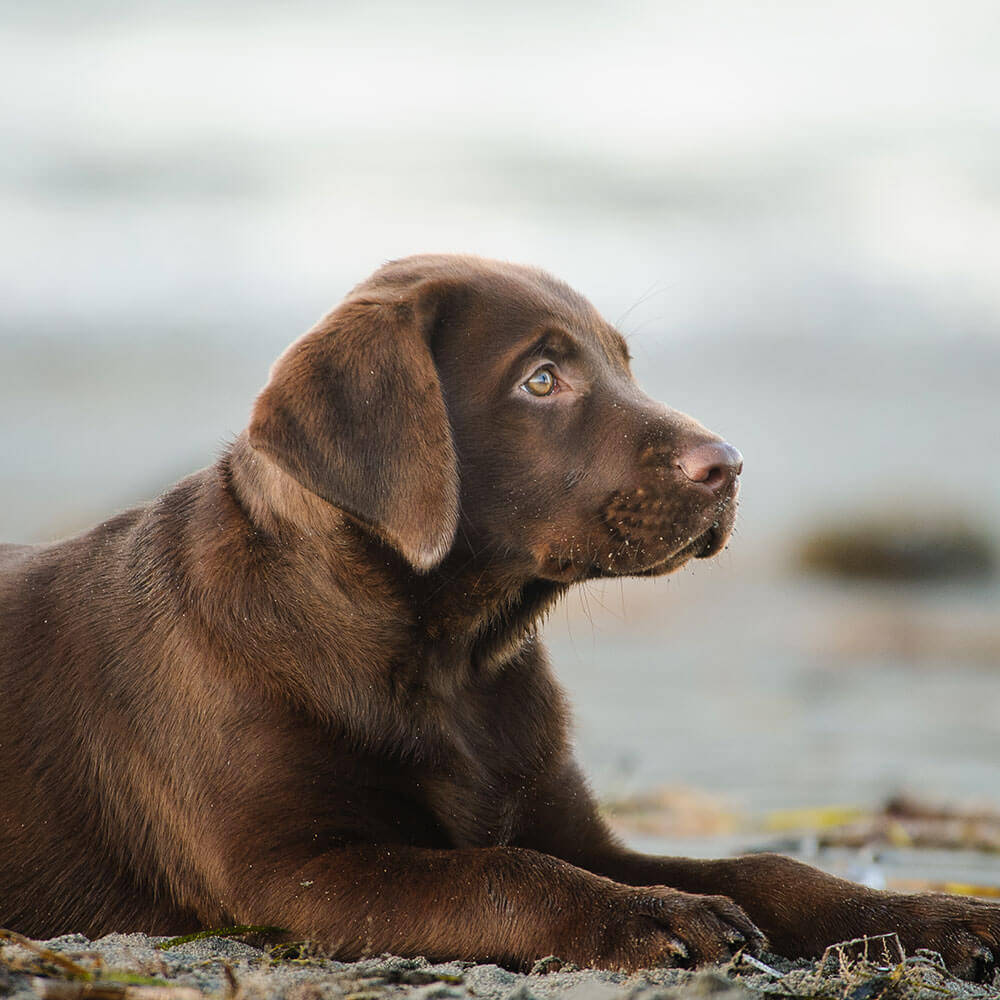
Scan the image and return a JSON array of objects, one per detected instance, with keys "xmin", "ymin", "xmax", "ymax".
[{"xmin": 1, "ymin": 255, "xmax": 998, "ymax": 980}]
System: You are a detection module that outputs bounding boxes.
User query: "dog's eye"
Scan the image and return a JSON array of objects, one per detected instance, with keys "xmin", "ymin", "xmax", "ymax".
[{"xmin": 522, "ymin": 367, "xmax": 557, "ymax": 397}]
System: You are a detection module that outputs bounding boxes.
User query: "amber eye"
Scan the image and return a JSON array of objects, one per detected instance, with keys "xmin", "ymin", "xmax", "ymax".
[{"xmin": 522, "ymin": 367, "xmax": 556, "ymax": 397}]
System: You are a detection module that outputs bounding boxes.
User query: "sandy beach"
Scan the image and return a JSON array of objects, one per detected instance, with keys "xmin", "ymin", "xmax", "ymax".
[{"xmin": 4, "ymin": 929, "xmax": 999, "ymax": 1000}]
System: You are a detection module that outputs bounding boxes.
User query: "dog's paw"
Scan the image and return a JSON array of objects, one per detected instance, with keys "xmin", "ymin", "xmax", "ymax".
[
  {"xmin": 587, "ymin": 887, "xmax": 766, "ymax": 971},
  {"xmin": 891, "ymin": 893, "xmax": 1000, "ymax": 983},
  {"xmin": 712, "ymin": 853, "xmax": 1000, "ymax": 983}
]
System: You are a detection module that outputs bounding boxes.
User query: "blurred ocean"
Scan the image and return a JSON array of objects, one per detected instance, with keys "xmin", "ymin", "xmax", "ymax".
[{"xmin": 2, "ymin": 1, "xmax": 998, "ymax": 819}]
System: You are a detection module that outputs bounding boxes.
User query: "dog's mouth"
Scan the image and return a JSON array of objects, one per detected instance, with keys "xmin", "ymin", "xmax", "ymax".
[
  {"xmin": 600, "ymin": 487, "xmax": 739, "ymax": 576},
  {"xmin": 532, "ymin": 483, "xmax": 739, "ymax": 584}
]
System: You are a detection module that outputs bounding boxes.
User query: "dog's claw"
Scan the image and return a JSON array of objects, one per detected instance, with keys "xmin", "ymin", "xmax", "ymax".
[
  {"xmin": 665, "ymin": 937, "xmax": 689, "ymax": 960},
  {"xmin": 970, "ymin": 945, "xmax": 996, "ymax": 984}
]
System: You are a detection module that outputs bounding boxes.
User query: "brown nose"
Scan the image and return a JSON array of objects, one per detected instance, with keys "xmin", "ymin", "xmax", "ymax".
[{"xmin": 677, "ymin": 441, "xmax": 743, "ymax": 492}]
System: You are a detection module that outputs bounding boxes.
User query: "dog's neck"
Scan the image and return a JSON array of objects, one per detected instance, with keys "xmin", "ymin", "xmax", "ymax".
[
  {"xmin": 419, "ymin": 555, "xmax": 568, "ymax": 675},
  {"xmin": 346, "ymin": 523, "xmax": 569, "ymax": 676}
]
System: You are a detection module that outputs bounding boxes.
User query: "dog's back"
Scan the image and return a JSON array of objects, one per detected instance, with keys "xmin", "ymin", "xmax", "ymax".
[{"xmin": 0, "ymin": 495, "xmax": 212, "ymax": 936}]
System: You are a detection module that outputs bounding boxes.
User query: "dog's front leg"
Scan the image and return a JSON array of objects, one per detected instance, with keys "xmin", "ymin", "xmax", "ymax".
[{"xmin": 224, "ymin": 843, "xmax": 760, "ymax": 971}]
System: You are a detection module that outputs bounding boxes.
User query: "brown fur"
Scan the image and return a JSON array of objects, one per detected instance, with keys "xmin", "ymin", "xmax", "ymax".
[{"xmin": 1, "ymin": 255, "xmax": 998, "ymax": 980}]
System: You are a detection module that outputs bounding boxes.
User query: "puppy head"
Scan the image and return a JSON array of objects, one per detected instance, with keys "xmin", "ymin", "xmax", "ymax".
[
  {"xmin": 417, "ymin": 256, "xmax": 743, "ymax": 583},
  {"xmin": 250, "ymin": 254, "xmax": 742, "ymax": 582}
]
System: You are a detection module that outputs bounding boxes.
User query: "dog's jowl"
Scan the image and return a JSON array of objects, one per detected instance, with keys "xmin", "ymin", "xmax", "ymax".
[{"xmin": 1, "ymin": 256, "xmax": 997, "ymax": 980}]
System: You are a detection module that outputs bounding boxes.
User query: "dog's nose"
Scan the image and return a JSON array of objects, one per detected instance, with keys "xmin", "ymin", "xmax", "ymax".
[{"xmin": 676, "ymin": 441, "xmax": 743, "ymax": 492}]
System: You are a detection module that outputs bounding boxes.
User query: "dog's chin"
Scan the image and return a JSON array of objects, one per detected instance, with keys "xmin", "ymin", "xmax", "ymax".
[
  {"xmin": 536, "ymin": 523, "xmax": 732, "ymax": 584},
  {"xmin": 619, "ymin": 526, "xmax": 723, "ymax": 579}
]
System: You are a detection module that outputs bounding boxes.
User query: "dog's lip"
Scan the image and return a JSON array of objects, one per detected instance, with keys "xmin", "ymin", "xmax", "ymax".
[
  {"xmin": 644, "ymin": 531, "xmax": 713, "ymax": 572},
  {"xmin": 630, "ymin": 519, "xmax": 735, "ymax": 575},
  {"xmin": 582, "ymin": 526, "xmax": 717, "ymax": 580},
  {"xmin": 693, "ymin": 522, "xmax": 727, "ymax": 559}
]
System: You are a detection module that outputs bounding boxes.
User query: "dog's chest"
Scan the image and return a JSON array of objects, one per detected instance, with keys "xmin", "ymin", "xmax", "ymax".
[{"xmin": 406, "ymin": 684, "xmax": 544, "ymax": 849}]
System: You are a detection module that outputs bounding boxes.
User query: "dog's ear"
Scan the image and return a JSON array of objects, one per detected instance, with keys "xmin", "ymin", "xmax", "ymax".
[{"xmin": 248, "ymin": 287, "xmax": 459, "ymax": 571}]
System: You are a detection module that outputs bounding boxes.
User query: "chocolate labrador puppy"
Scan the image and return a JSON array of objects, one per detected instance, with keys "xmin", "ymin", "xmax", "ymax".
[{"xmin": 1, "ymin": 255, "xmax": 998, "ymax": 980}]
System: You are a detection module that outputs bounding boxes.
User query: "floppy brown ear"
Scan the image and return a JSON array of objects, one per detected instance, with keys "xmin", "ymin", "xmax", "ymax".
[{"xmin": 248, "ymin": 291, "xmax": 459, "ymax": 571}]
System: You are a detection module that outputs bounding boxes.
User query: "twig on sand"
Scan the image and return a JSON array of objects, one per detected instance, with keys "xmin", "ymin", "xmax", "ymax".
[
  {"xmin": 0, "ymin": 927, "xmax": 95, "ymax": 979},
  {"xmin": 31, "ymin": 978, "xmax": 203, "ymax": 1000}
]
